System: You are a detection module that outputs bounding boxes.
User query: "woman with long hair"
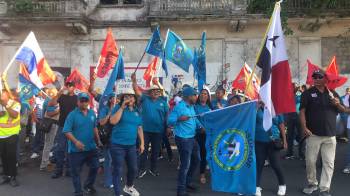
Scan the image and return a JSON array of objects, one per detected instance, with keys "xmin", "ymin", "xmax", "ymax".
[
  {"xmin": 194, "ymin": 88, "xmax": 212, "ymax": 184},
  {"xmin": 109, "ymin": 89, "xmax": 144, "ymax": 196}
]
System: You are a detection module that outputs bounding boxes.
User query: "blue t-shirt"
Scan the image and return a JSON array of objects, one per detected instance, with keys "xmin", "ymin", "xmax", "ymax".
[
  {"xmin": 255, "ymin": 108, "xmax": 284, "ymax": 142},
  {"xmin": 63, "ymin": 108, "xmax": 97, "ymax": 153},
  {"xmin": 194, "ymin": 103, "xmax": 211, "ymax": 115},
  {"xmin": 168, "ymin": 101, "xmax": 202, "ymax": 138},
  {"xmin": 140, "ymin": 95, "xmax": 169, "ymax": 133},
  {"xmin": 211, "ymin": 99, "xmax": 228, "ymax": 110},
  {"xmin": 110, "ymin": 105, "xmax": 142, "ymax": 145},
  {"xmin": 98, "ymin": 106, "xmax": 111, "ymax": 120}
]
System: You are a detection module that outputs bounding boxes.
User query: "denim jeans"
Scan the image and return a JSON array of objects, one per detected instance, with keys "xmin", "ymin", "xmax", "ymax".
[
  {"xmin": 175, "ymin": 136, "xmax": 200, "ymax": 194},
  {"xmin": 68, "ymin": 150, "xmax": 99, "ymax": 195},
  {"xmin": 32, "ymin": 120, "xmax": 44, "ymax": 153},
  {"xmin": 103, "ymin": 146, "xmax": 113, "ymax": 187},
  {"xmin": 139, "ymin": 132, "xmax": 162, "ymax": 172},
  {"xmin": 110, "ymin": 144, "xmax": 138, "ymax": 196},
  {"xmin": 53, "ymin": 126, "xmax": 69, "ymax": 174}
]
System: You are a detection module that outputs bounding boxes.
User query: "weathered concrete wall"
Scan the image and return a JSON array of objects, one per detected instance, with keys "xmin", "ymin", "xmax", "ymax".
[{"xmin": 0, "ymin": 15, "xmax": 349, "ymax": 93}]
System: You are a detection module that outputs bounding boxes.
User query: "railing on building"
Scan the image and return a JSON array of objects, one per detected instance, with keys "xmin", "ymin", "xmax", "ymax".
[
  {"xmin": 149, "ymin": 0, "xmax": 248, "ymax": 17},
  {"xmin": 100, "ymin": 0, "xmax": 142, "ymax": 5},
  {"xmin": 5, "ymin": 0, "xmax": 87, "ymax": 17},
  {"xmin": 246, "ymin": 0, "xmax": 350, "ymax": 15}
]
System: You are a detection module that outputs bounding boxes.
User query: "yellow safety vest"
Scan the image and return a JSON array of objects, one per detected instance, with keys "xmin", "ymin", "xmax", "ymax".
[{"xmin": 0, "ymin": 101, "xmax": 21, "ymax": 137}]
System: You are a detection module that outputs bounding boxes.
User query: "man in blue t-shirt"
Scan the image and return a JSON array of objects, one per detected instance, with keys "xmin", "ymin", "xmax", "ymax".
[
  {"xmin": 63, "ymin": 92, "xmax": 102, "ymax": 196},
  {"xmin": 168, "ymin": 86, "xmax": 203, "ymax": 196},
  {"xmin": 131, "ymin": 73, "xmax": 169, "ymax": 178}
]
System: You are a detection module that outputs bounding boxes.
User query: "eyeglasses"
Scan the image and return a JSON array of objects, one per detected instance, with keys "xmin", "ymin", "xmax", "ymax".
[
  {"xmin": 312, "ymin": 75, "xmax": 324, "ymax": 80},
  {"xmin": 79, "ymin": 98, "xmax": 89, "ymax": 103},
  {"xmin": 123, "ymin": 95, "xmax": 133, "ymax": 98}
]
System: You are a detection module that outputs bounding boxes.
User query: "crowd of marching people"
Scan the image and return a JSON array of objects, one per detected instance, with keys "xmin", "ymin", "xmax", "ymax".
[{"xmin": 1, "ymin": 69, "xmax": 350, "ymax": 196}]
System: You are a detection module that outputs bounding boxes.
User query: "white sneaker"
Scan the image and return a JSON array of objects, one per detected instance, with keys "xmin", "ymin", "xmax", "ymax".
[
  {"xmin": 256, "ymin": 187, "xmax": 262, "ymax": 196},
  {"xmin": 277, "ymin": 185, "xmax": 286, "ymax": 196},
  {"xmin": 123, "ymin": 185, "xmax": 140, "ymax": 196},
  {"xmin": 30, "ymin": 153, "xmax": 39, "ymax": 159}
]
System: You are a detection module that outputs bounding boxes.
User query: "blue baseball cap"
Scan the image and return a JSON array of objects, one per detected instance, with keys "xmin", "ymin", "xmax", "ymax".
[
  {"xmin": 182, "ymin": 87, "xmax": 198, "ymax": 97},
  {"xmin": 78, "ymin": 92, "xmax": 90, "ymax": 100},
  {"xmin": 108, "ymin": 92, "xmax": 116, "ymax": 99}
]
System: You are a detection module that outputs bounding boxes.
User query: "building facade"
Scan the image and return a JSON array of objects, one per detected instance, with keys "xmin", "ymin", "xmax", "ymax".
[{"xmin": 0, "ymin": 0, "xmax": 349, "ymax": 93}]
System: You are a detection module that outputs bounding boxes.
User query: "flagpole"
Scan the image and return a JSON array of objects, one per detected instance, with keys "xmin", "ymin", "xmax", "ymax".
[
  {"xmin": 93, "ymin": 56, "xmax": 102, "ymax": 74},
  {"xmin": 133, "ymin": 51, "xmax": 146, "ymax": 74},
  {"xmin": 244, "ymin": 1, "xmax": 281, "ymax": 101}
]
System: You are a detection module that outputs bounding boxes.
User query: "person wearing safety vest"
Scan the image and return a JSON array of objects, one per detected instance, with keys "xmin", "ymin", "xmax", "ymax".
[{"xmin": 0, "ymin": 89, "xmax": 21, "ymax": 187}]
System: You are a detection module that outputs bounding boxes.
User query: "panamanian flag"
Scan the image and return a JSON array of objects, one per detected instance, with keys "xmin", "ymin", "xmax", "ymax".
[
  {"xmin": 256, "ymin": 2, "xmax": 295, "ymax": 131},
  {"xmin": 15, "ymin": 32, "xmax": 56, "ymax": 89}
]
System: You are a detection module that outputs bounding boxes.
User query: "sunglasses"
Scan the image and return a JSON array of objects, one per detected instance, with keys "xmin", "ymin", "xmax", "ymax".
[
  {"xmin": 79, "ymin": 98, "xmax": 89, "ymax": 103},
  {"xmin": 312, "ymin": 75, "xmax": 324, "ymax": 80}
]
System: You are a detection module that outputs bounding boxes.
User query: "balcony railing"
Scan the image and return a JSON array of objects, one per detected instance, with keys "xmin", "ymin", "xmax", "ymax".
[
  {"xmin": 149, "ymin": 0, "xmax": 248, "ymax": 17},
  {"xmin": 4, "ymin": 0, "xmax": 87, "ymax": 17},
  {"xmin": 247, "ymin": 0, "xmax": 350, "ymax": 15}
]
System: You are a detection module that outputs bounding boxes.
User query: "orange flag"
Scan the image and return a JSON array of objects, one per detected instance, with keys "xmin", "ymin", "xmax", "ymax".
[
  {"xmin": 232, "ymin": 63, "xmax": 260, "ymax": 99},
  {"xmin": 66, "ymin": 68, "xmax": 90, "ymax": 92},
  {"xmin": 143, "ymin": 57, "xmax": 159, "ymax": 87},
  {"xmin": 96, "ymin": 28, "xmax": 119, "ymax": 78}
]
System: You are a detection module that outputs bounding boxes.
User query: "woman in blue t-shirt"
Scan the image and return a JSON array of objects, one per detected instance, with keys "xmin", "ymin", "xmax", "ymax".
[
  {"xmin": 109, "ymin": 89, "xmax": 145, "ymax": 196},
  {"xmin": 194, "ymin": 88, "xmax": 212, "ymax": 184},
  {"xmin": 98, "ymin": 92, "xmax": 117, "ymax": 189},
  {"xmin": 255, "ymin": 101, "xmax": 287, "ymax": 196}
]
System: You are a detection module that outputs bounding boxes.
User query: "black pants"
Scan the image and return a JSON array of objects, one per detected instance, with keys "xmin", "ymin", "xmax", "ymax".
[
  {"xmin": 255, "ymin": 141, "xmax": 285, "ymax": 187},
  {"xmin": 285, "ymin": 112, "xmax": 305, "ymax": 158},
  {"xmin": 195, "ymin": 132, "xmax": 207, "ymax": 174},
  {"xmin": 0, "ymin": 135, "xmax": 18, "ymax": 177},
  {"xmin": 139, "ymin": 132, "xmax": 162, "ymax": 171},
  {"xmin": 161, "ymin": 131, "xmax": 173, "ymax": 160}
]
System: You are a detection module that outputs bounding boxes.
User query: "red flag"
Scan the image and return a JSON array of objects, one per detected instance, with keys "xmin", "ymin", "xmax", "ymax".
[
  {"xmin": 325, "ymin": 56, "xmax": 347, "ymax": 90},
  {"xmin": 143, "ymin": 57, "xmax": 159, "ymax": 87},
  {"xmin": 326, "ymin": 56, "xmax": 338, "ymax": 75},
  {"xmin": 306, "ymin": 59, "xmax": 347, "ymax": 90},
  {"xmin": 306, "ymin": 60, "xmax": 321, "ymax": 85},
  {"xmin": 96, "ymin": 29, "xmax": 119, "ymax": 78},
  {"xmin": 232, "ymin": 63, "xmax": 260, "ymax": 99},
  {"xmin": 66, "ymin": 68, "xmax": 90, "ymax": 92}
]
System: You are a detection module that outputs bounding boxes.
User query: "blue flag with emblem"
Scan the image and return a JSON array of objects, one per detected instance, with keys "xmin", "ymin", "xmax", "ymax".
[
  {"xmin": 18, "ymin": 74, "xmax": 41, "ymax": 102},
  {"xmin": 164, "ymin": 30, "xmax": 193, "ymax": 72},
  {"xmin": 201, "ymin": 101, "xmax": 257, "ymax": 195},
  {"xmin": 99, "ymin": 50, "xmax": 125, "ymax": 108},
  {"xmin": 145, "ymin": 26, "xmax": 163, "ymax": 57}
]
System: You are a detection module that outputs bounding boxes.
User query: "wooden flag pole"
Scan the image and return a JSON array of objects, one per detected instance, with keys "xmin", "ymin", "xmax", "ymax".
[{"xmin": 243, "ymin": 2, "xmax": 281, "ymax": 101}]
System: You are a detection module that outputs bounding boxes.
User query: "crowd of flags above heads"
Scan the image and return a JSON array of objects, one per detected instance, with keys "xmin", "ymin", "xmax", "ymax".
[{"xmin": 6, "ymin": 7, "xmax": 349, "ymax": 119}]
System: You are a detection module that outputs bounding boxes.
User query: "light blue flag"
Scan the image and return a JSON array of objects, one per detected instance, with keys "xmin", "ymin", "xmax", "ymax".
[
  {"xmin": 99, "ymin": 51, "xmax": 125, "ymax": 108},
  {"xmin": 145, "ymin": 26, "xmax": 163, "ymax": 57},
  {"xmin": 164, "ymin": 30, "xmax": 193, "ymax": 72},
  {"xmin": 201, "ymin": 101, "xmax": 257, "ymax": 195},
  {"xmin": 18, "ymin": 74, "xmax": 41, "ymax": 102}
]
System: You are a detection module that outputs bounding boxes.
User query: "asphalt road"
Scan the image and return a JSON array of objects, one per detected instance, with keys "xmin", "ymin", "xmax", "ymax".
[{"xmin": 0, "ymin": 142, "xmax": 349, "ymax": 196}]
